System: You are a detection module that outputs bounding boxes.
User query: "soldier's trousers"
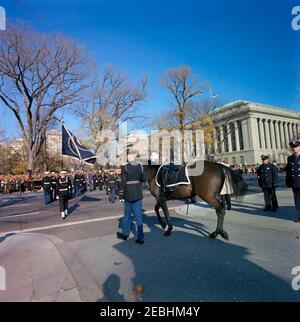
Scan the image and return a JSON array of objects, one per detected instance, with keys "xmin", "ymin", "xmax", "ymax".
[
  {"xmin": 292, "ymin": 189, "xmax": 300, "ymax": 220},
  {"xmin": 122, "ymin": 199, "xmax": 144, "ymax": 240},
  {"xmin": 59, "ymin": 192, "xmax": 68, "ymax": 212},
  {"xmin": 263, "ymin": 188, "xmax": 278, "ymax": 209}
]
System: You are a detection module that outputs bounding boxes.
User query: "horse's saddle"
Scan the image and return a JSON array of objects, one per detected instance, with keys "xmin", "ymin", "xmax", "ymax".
[{"xmin": 156, "ymin": 163, "xmax": 190, "ymax": 188}]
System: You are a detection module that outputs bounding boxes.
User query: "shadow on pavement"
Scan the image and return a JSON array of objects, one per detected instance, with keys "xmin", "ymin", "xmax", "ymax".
[
  {"xmin": 97, "ymin": 273, "xmax": 125, "ymax": 302},
  {"xmin": 80, "ymin": 196, "xmax": 102, "ymax": 202},
  {"xmin": 0, "ymin": 233, "xmax": 15, "ymax": 244},
  {"xmin": 110, "ymin": 216, "xmax": 298, "ymax": 301}
]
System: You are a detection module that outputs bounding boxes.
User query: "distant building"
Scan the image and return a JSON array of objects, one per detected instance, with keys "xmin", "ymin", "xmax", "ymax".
[
  {"xmin": 46, "ymin": 129, "xmax": 62, "ymax": 156},
  {"xmin": 212, "ymin": 100, "xmax": 300, "ymax": 165}
]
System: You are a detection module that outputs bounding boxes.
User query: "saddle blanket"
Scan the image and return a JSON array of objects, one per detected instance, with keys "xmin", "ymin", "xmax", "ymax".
[{"xmin": 155, "ymin": 163, "xmax": 190, "ymax": 187}]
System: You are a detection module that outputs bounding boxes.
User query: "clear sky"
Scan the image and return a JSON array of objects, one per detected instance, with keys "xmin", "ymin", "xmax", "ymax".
[{"xmin": 1, "ymin": 0, "xmax": 300, "ymax": 137}]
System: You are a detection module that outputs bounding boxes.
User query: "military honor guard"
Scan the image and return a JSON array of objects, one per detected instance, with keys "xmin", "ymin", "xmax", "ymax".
[
  {"xmin": 51, "ymin": 172, "xmax": 58, "ymax": 202},
  {"xmin": 42, "ymin": 171, "xmax": 52, "ymax": 204},
  {"xmin": 257, "ymin": 155, "xmax": 279, "ymax": 211},
  {"xmin": 286, "ymin": 140, "xmax": 300, "ymax": 222},
  {"xmin": 58, "ymin": 171, "xmax": 70, "ymax": 219},
  {"xmin": 117, "ymin": 150, "xmax": 146, "ymax": 244},
  {"xmin": 108, "ymin": 170, "xmax": 117, "ymax": 203}
]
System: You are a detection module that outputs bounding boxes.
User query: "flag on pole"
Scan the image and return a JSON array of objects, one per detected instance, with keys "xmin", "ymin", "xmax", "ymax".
[{"xmin": 61, "ymin": 125, "xmax": 96, "ymax": 164}]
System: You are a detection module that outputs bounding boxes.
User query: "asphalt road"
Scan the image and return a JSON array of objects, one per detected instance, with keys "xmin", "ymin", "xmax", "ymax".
[{"xmin": 0, "ymin": 175, "xmax": 300, "ymax": 301}]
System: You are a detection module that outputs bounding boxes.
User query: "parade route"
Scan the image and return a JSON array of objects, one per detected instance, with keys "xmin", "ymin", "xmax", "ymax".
[{"xmin": 0, "ymin": 175, "xmax": 300, "ymax": 301}]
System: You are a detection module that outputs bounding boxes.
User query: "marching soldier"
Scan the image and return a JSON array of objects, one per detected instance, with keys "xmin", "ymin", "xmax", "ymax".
[
  {"xmin": 98, "ymin": 172, "xmax": 104, "ymax": 191},
  {"xmin": 286, "ymin": 140, "xmax": 300, "ymax": 222},
  {"xmin": 107, "ymin": 170, "xmax": 117, "ymax": 203},
  {"xmin": 74, "ymin": 171, "xmax": 82, "ymax": 196},
  {"xmin": 58, "ymin": 171, "xmax": 70, "ymax": 219},
  {"xmin": 257, "ymin": 155, "xmax": 278, "ymax": 211},
  {"xmin": 51, "ymin": 172, "xmax": 58, "ymax": 202},
  {"xmin": 42, "ymin": 171, "xmax": 52, "ymax": 205},
  {"xmin": 117, "ymin": 150, "xmax": 146, "ymax": 244}
]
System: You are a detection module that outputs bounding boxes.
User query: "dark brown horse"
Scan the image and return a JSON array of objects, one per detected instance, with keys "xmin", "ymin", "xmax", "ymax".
[{"xmin": 143, "ymin": 160, "xmax": 247, "ymax": 240}]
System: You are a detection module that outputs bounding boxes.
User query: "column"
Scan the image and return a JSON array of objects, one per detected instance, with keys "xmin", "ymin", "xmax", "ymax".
[
  {"xmin": 284, "ymin": 122, "xmax": 289, "ymax": 148},
  {"xmin": 241, "ymin": 118, "xmax": 249, "ymax": 150},
  {"xmin": 274, "ymin": 121, "xmax": 280, "ymax": 149},
  {"xmin": 264, "ymin": 119, "xmax": 271, "ymax": 149},
  {"xmin": 235, "ymin": 121, "xmax": 240, "ymax": 151},
  {"xmin": 227, "ymin": 124, "xmax": 232, "ymax": 152},
  {"xmin": 270, "ymin": 120, "xmax": 275, "ymax": 149},
  {"xmin": 248, "ymin": 117, "xmax": 259, "ymax": 149},
  {"xmin": 278, "ymin": 121, "xmax": 282, "ymax": 149},
  {"xmin": 288, "ymin": 122, "xmax": 292, "ymax": 141},
  {"xmin": 292, "ymin": 123, "xmax": 295, "ymax": 139},
  {"xmin": 220, "ymin": 125, "xmax": 224, "ymax": 153},
  {"xmin": 213, "ymin": 127, "xmax": 218, "ymax": 154},
  {"xmin": 258, "ymin": 118, "xmax": 265, "ymax": 149}
]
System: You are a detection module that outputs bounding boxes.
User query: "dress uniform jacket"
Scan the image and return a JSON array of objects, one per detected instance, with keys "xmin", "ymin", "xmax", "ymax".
[
  {"xmin": 257, "ymin": 163, "xmax": 277, "ymax": 189},
  {"xmin": 286, "ymin": 154, "xmax": 300, "ymax": 189},
  {"xmin": 108, "ymin": 175, "xmax": 117, "ymax": 189},
  {"xmin": 42, "ymin": 176, "xmax": 52, "ymax": 191},
  {"xmin": 120, "ymin": 162, "xmax": 146, "ymax": 202}
]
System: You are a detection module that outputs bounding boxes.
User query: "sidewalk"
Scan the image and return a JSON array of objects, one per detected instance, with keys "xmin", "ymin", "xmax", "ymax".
[
  {"xmin": 175, "ymin": 190, "xmax": 300, "ymax": 234},
  {"xmin": 0, "ymin": 233, "xmax": 100, "ymax": 302}
]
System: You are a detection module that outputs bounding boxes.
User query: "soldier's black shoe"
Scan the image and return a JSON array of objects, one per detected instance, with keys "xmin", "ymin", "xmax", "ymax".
[
  {"xmin": 117, "ymin": 232, "xmax": 128, "ymax": 240},
  {"xmin": 294, "ymin": 218, "xmax": 300, "ymax": 223},
  {"xmin": 135, "ymin": 239, "xmax": 144, "ymax": 244}
]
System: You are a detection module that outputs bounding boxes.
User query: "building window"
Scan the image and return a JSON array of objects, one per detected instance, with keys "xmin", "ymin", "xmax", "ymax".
[
  {"xmin": 232, "ymin": 157, "xmax": 236, "ymax": 165},
  {"xmin": 240, "ymin": 156, "xmax": 245, "ymax": 165}
]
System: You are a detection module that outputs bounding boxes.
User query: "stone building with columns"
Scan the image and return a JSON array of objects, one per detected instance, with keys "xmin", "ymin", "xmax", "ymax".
[{"xmin": 212, "ymin": 100, "xmax": 300, "ymax": 166}]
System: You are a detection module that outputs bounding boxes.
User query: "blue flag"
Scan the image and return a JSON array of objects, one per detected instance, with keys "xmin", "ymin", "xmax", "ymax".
[{"xmin": 62, "ymin": 125, "xmax": 96, "ymax": 164}]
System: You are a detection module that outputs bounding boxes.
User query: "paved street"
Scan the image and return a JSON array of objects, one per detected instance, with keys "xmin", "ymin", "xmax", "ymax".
[{"xmin": 0, "ymin": 175, "xmax": 300, "ymax": 301}]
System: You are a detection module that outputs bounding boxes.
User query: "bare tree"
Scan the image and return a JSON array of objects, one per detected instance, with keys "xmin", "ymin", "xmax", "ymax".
[
  {"xmin": 0, "ymin": 22, "xmax": 94, "ymax": 172},
  {"xmin": 156, "ymin": 65, "xmax": 209, "ymax": 162},
  {"xmin": 80, "ymin": 66, "xmax": 148, "ymax": 158}
]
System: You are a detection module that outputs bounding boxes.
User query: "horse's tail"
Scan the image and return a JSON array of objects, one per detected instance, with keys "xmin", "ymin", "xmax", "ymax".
[{"xmin": 222, "ymin": 165, "xmax": 248, "ymax": 200}]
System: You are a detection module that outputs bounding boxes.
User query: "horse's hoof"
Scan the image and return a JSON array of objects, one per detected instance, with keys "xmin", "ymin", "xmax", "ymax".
[
  {"xmin": 161, "ymin": 222, "xmax": 166, "ymax": 230},
  {"xmin": 164, "ymin": 230, "xmax": 171, "ymax": 237},
  {"xmin": 209, "ymin": 231, "xmax": 218, "ymax": 239},
  {"xmin": 220, "ymin": 231, "xmax": 229, "ymax": 240}
]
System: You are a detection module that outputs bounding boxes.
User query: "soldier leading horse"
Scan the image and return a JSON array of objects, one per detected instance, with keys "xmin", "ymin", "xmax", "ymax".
[{"xmin": 143, "ymin": 160, "xmax": 247, "ymax": 240}]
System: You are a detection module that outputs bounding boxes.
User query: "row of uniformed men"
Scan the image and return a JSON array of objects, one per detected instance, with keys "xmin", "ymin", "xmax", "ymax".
[
  {"xmin": 257, "ymin": 140, "xmax": 300, "ymax": 222},
  {"xmin": 42, "ymin": 170, "xmax": 122, "ymax": 219}
]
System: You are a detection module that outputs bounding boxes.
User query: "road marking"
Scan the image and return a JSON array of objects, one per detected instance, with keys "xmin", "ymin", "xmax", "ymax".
[
  {"xmin": 1, "ymin": 204, "xmax": 30, "ymax": 208},
  {"xmin": 0, "ymin": 206, "xmax": 178, "ymax": 235},
  {"xmin": 0, "ymin": 211, "xmax": 41, "ymax": 219}
]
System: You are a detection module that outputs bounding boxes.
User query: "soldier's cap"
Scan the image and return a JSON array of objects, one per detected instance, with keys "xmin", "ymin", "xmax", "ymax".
[
  {"xmin": 261, "ymin": 155, "xmax": 269, "ymax": 160},
  {"xmin": 289, "ymin": 140, "xmax": 300, "ymax": 148},
  {"xmin": 60, "ymin": 171, "xmax": 67, "ymax": 174}
]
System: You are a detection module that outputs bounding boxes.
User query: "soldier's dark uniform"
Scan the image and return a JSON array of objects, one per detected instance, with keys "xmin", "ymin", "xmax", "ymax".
[
  {"xmin": 257, "ymin": 155, "xmax": 278, "ymax": 211},
  {"xmin": 42, "ymin": 173, "xmax": 52, "ymax": 204},
  {"xmin": 108, "ymin": 173, "xmax": 117, "ymax": 203},
  {"xmin": 74, "ymin": 173, "xmax": 82, "ymax": 196},
  {"xmin": 98, "ymin": 173, "xmax": 104, "ymax": 191},
  {"xmin": 58, "ymin": 173, "xmax": 70, "ymax": 219},
  {"xmin": 117, "ymin": 160, "xmax": 146, "ymax": 244},
  {"xmin": 51, "ymin": 174, "xmax": 58, "ymax": 202},
  {"xmin": 286, "ymin": 140, "xmax": 300, "ymax": 222}
]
